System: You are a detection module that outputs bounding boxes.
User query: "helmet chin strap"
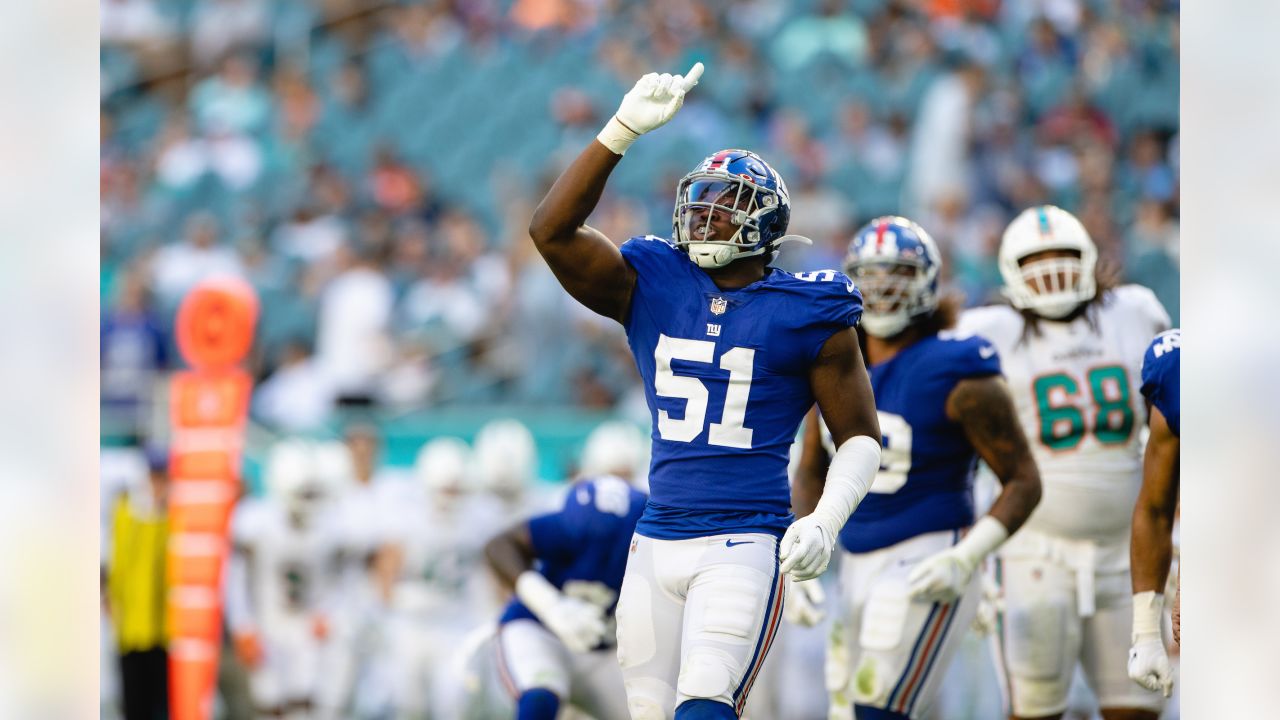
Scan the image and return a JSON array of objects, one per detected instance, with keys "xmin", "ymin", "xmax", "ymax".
[{"xmin": 687, "ymin": 243, "xmax": 738, "ymax": 268}]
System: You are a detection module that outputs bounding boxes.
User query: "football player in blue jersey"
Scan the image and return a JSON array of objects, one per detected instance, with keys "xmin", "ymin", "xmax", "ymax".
[
  {"xmin": 528, "ymin": 63, "xmax": 883, "ymax": 720},
  {"xmin": 485, "ymin": 474, "xmax": 647, "ymax": 720},
  {"xmin": 1128, "ymin": 328, "xmax": 1180, "ymax": 698},
  {"xmin": 792, "ymin": 216, "xmax": 1043, "ymax": 720}
]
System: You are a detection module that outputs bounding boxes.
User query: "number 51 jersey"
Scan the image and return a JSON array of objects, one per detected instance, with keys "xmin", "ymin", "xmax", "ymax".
[
  {"xmin": 956, "ymin": 285, "xmax": 1170, "ymax": 542},
  {"xmin": 620, "ymin": 236, "xmax": 862, "ymax": 540}
]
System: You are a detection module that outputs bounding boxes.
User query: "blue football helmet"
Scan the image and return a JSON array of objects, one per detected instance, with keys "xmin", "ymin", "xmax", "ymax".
[
  {"xmin": 845, "ymin": 216, "xmax": 942, "ymax": 338},
  {"xmin": 672, "ymin": 149, "xmax": 794, "ymax": 268}
]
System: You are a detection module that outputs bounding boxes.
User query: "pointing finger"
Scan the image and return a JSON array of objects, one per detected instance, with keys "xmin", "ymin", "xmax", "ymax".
[{"xmin": 679, "ymin": 62, "xmax": 704, "ymax": 92}]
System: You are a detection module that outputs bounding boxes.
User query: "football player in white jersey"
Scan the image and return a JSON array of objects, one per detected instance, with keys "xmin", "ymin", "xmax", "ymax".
[
  {"xmin": 374, "ymin": 436, "xmax": 507, "ymax": 719},
  {"xmin": 956, "ymin": 205, "xmax": 1171, "ymax": 720},
  {"xmin": 313, "ymin": 423, "xmax": 402, "ymax": 720},
  {"xmin": 226, "ymin": 440, "xmax": 338, "ymax": 719}
]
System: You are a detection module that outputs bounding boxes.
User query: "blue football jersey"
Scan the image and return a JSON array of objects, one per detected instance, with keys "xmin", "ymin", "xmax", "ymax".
[
  {"xmin": 500, "ymin": 476, "xmax": 646, "ymax": 631},
  {"xmin": 620, "ymin": 236, "xmax": 862, "ymax": 539},
  {"xmin": 1140, "ymin": 329, "xmax": 1180, "ymax": 437},
  {"xmin": 838, "ymin": 334, "xmax": 1002, "ymax": 554}
]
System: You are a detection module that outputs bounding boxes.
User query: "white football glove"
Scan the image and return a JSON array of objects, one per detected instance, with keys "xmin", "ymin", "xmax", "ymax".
[
  {"xmin": 779, "ymin": 514, "xmax": 836, "ymax": 582},
  {"xmin": 597, "ymin": 63, "xmax": 704, "ymax": 155},
  {"xmin": 1128, "ymin": 591, "xmax": 1173, "ymax": 697},
  {"xmin": 1128, "ymin": 635, "xmax": 1173, "ymax": 697},
  {"xmin": 908, "ymin": 516, "xmax": 1009, "ymax": 604},
  {"xmin": 516, "ymin": 572, "xmax": 607, "ymax": 654},
  {"xmin": 907, "ymin": 549, "xmax": 976, "ymax": 604},
  {"xmin": 784, "ymin": 577, "xmax": 827, "ymax": 627}
]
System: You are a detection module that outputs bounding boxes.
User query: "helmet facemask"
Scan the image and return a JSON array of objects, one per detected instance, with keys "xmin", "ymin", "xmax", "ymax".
[
  {"xmin": 846, "ymin": 259, "xmax": 936, "ymax": 338},
  {"xmin": 673, "ymin": 175, "xmax": 780, "ymax": 269},
  {"xmin": 1004, "ymin": 249, "xmax": 1096, "ymax": 319}
]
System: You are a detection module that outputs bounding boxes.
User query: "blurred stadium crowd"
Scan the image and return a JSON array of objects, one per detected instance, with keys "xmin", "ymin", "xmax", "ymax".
[{"xmin": 101, "ymin": 0, "xmax": 1180, "ymax": 438}]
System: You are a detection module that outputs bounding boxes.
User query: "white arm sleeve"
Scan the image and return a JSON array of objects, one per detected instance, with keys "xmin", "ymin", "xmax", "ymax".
[{"xmin": 809, "ymin": 435, "xmax": 881, "ymax": 537}]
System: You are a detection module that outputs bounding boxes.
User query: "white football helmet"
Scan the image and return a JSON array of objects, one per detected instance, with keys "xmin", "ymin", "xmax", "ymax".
[
  {"xmin": 580, "ymin": 421, "xmax": 649, "ymax": 485},
  {"xmin": 265, "ymin": 439, "xmax": 326, "ymax": 517},
  {"xmin": 473, "ymin": 419, "xmax": 537, "ymax": 500},
  {"xmin": 414, "ymin": 436, "xmax": 473, "ymax": 496},
  {"xmin": 311, "ymin": 440, "xmax": 355, "ymax": 491},
  {"xmin": 999, "ymin": 205, "xmax": 1097, "ymax": 319}
]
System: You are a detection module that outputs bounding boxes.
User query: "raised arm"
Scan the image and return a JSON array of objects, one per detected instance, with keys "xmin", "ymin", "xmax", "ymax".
[
  {"xmin": 528, "ymin": 63, "xmax": 703, "ymax": 323},
  {"xmin": 528, "ymin": 144, "xmax": 634, "ymax": 322}
]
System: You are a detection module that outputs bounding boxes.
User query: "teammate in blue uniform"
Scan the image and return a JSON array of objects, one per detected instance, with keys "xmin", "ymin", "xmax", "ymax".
[
  {"xmin": 1128, "ymin": 328, "xmax": 1181, "ymax": 697},
  {"xmin": 528, "ymin": 63, "xmax": 883, "ymax": 720},
  {"xmin": 485, "ymin": 475, "xmax": 647, "ymax": 720},
  {"xmin": 793, "ymin": 217, "xmax": 1042, "ymax": 720}
]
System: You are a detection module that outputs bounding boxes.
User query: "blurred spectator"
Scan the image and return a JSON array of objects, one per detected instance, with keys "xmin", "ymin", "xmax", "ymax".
[
  {"xmin": 1121, "ymin": 130, "xmax": 1177, "ymax": 203},
  {"xmin": 104, "ymin": 447, "xmax": 170, "ymax": 720},
  {"xmin": 150, "ymin": 212, "xmax": 245, "ymax": 305},
  {"xmin": 190, "ymin": 0, "xmax": 271, "ymax": 69},
  {"xmin": 771, "ymin": 0, "xmax": 868, "ymax": 71},
  {"xmin": 253, "ymin": 339, "xmax": 336, "ymax": 432},
  {"xmin": 100, "ymin": 0, "xmax": 175, "ymax": 47},
  {"xmin": 906, "ymin": 56, "xmax": 984, "ymax": 215},
  {"xmin": 315, "ymin": 242, "xmax": 394, "ymax": 404},
  {"xmin": 366, "ymin": 147, "xmax": 423, "ymax": 216},
  {"xmin": 101, "ymin": 270, "xmax": 168, "ymax": 416},
  {"xmin": 190, "ymin": 54, "xmax": 272, "ymax": 136}
]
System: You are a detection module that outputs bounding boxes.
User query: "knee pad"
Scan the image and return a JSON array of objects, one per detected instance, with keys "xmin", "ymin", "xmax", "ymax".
[
  {"xmin": 628, "ymin": 695, "xmax": 668, "ymax": 720},
  {"xmin": 676, "ymin": 650, "xmax": 735, "ymax": 702},
  {"xmin": 1005, "ymin": 599, "xmax": 1069, "ymax": 681},
  {"xmin": 674, "ymin": 698, "xmax": 736, "ymax": 720},
  {"xmin": 851, "ymin": 655, "xmax": 889, "ymax": 707},
  {"xmin": 616, "ymin": 575, "xmax": 657, "ymax": 670},
  {"xmin": 516, "ymin": 688, "xmax": 560, "ymax": 720},
  {"xmin": 626, "ymin": 677, "xmax": 676, "ymax": 720}
]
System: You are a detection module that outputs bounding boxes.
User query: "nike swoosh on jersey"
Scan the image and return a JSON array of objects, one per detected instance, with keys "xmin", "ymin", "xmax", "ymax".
[
  {"xmin": 979, "ymin": 345, "xmax": 996, "ymax": 359},
  {"xmin": 725, "ymin": 539, "xmax": 753, "ymax": 547}
]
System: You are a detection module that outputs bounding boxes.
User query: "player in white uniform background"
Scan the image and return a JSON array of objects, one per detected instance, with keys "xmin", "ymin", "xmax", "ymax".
[
  {"xmin": 225, "ymin": 440, "xmax": 339, "ymax": 719},
  {"xmin": 956, "ymin": 205, "xmax": 1170, "ymax": 720},
  {"xmin": 313, "ymin": 423, "xmax": 404, "ymax": 719},
  {"xmin": 372, "ymin": 436, "xmax": 508, "ymax": 719}
]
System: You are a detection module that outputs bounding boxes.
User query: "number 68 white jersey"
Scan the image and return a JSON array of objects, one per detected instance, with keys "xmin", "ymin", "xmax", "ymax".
[{"xmin": 956, "ymin": 285, "xmax": 1170, "ymax": 542}]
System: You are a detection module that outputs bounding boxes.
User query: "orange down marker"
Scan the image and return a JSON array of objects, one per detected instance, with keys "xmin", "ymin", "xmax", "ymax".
[{"xmin": 167, "ymin": 277, "xmax": 258, "ymax": 720}]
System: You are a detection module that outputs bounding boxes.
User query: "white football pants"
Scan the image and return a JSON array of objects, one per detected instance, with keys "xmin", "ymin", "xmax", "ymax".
[{"xmin": 615, "ymin": 532, "xmax": 784, "ymax": 720}]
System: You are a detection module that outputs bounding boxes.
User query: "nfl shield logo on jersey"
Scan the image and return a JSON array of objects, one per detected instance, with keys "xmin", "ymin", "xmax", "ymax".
[{"xmin": 709, "ymin": 297, "xmax": 727, "ymax": 315}]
